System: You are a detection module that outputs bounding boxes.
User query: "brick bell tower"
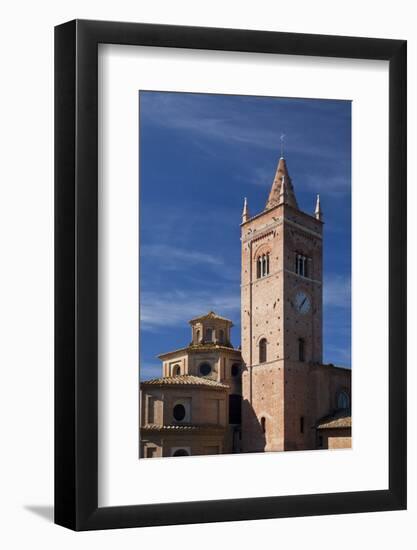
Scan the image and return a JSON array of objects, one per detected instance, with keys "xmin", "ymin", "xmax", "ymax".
[{"xmin": 241, "ymin": 153, "xmax": 324, "ymax": 452}]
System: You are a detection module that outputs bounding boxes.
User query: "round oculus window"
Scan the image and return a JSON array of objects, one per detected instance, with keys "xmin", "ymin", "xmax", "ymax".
[
  {"xmin": 173, "ymin": 403, "xmax": 186, "ymax": 421},
  {"xmin": 199, "ymin": 363, "xmax": 212, "ymax": 376},
  {"xmin": 172, "ymin": 449, "xmax": 189, "ymax": 457}
]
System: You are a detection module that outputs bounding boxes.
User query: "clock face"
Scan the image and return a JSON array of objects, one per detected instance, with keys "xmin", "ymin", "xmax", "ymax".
[{"xmin": 294, "ymin": 291, "xmax": 311, "ymax": 315}]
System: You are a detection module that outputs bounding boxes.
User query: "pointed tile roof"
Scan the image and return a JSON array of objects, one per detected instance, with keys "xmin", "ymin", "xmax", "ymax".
[
  {"xmin": 265, "ymin": 157, "xmax": 299, "ymax": 210},
  {"xmin": 188, "ymin": 311, "xmax": 233, "ymax": 325}
]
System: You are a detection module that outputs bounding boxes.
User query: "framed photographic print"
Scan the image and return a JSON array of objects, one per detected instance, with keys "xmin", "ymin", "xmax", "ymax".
[{"xmin": 55, "ymin": 20, "xmax": 407, "ymax": 530}]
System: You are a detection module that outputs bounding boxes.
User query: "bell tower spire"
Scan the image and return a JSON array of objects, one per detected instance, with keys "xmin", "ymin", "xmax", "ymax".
[
  {"xmin": 241, "ymin": 138, "xmax": 324, "ymax": 453},
  {"xmin": 265, "ymin": 152, "xmax": 299, "ymax": 211}
]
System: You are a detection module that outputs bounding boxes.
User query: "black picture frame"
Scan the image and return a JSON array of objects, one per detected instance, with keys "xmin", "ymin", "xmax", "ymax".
[{"xmin": 55, "ymin": 19, "xmax": 407, "ymax": 531}]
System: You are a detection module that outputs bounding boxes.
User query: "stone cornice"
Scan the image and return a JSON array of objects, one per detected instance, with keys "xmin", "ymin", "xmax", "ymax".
[
  {"xmin": 241, "ymin": 202, "xmax": 323, "ymax": 228},
  {"xmin": 241, "ymin": 215, "xmax": 322, "ymax": 244},
  {"xmin": 158, "ymin": 343, "xmax": 242, "ymax": 360}
]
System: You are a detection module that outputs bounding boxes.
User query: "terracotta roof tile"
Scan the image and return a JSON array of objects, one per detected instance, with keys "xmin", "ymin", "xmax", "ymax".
[
  {"xmin": 316, "ymin": 410, "xmax": 351, "ymax": 429},
  {"xmin": 141, "ymin": 423, "xmax": 226, "ymax": 432},
  {"xmin": 188, "ymin": 311, "xmax": 233, "ymax": 324},
  {"xmin": 140, "ymin": 374, "xmax": 229, "ymax": 389}
]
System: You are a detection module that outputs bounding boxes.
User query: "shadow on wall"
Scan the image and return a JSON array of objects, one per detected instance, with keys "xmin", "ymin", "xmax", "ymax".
[{"xmin": 241, "ymin": 398, "xmax": 266, "ymax": 452}]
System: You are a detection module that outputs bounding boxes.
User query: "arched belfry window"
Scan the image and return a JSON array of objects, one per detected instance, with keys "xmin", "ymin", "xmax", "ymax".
[
  {"xmin": 205, "ymin": 328, "xmax": 213, "ymax": 342},
  {"xmin": 337, "ymin": 391, "xmax": 350, "ymax": 410},
  {"xmin": 218, "ymin": 329, "xmax": 224, "ymax": 343},
  {"xmin": 195, "ymin": 329, "xmax": 200, "ymax": 343},
  {"xmin": 259, "ymin": 338, "xmax": 267, "ymax": 363},
  {"xmin": 256, "ymin": 252, "xmax": 270, "ymax": 279},
  {"xmin": 295, "ymin": 253, "xmax": 309, "ymax": 278}
]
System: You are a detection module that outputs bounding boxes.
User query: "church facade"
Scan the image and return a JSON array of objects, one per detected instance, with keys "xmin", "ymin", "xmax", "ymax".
[{"xmin": 140, "ymin": 155, "xmax": 351, "ymax": 458}]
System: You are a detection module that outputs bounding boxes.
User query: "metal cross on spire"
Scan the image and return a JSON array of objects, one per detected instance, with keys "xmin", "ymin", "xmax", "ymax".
[{"xmin": 280, "ymin": 133, "xmax": 286, "ymax": 158}]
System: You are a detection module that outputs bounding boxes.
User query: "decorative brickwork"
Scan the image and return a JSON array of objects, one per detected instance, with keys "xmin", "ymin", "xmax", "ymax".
[{"xmin": 240, "ymin": 156, "xmax": 351, "ymax": 453}]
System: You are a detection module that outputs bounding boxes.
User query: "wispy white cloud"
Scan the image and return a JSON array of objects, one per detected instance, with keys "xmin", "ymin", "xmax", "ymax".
[
  {"xmin": 234, "ymin": 165, "xmax": 274, "ymax": 187},
  {"xmin": 140, "ymin": 92, "xmax": 347, "ymax": 162},
  {"xmin": 141, "ymin": 243, "xmax": 240, "ymax": 283},
  {"xmin": 324, "ymin": 275, "xmax": 351, "ymax": 309},
  {"xmin": 303, "ymin": 174, "xmax": 351, "ymax": 197},
  {"xmin": 140, "ymin": 289, "xmax": 240, "ymax": 331},
  {"xmin": 141, "ymin": 244, "xmax": 223, "ymax": 269},
  {"xmin": 139, "ymin": 363, "xmax": 162, "ymax": 380},
  {"xmin": 141, "ymin": 93, "xmax": 279, "ymax": 150}
]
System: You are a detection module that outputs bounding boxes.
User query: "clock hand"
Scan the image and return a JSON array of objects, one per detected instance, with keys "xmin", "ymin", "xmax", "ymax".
[{"xmin": 300, "ymin": 297, "xmax": 307, "ymax": 309}]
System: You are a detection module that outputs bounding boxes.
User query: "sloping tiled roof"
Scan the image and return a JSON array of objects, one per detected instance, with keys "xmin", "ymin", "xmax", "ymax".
[
  {"xmin": 140, "ymin": 374, "xmax": 229, "ymax": 389},
  {"xmin": 188, "ymin": 311, "xmax": 233, "ymax": 325},
  {"xmin": 187, "ymin": 343, "xmax": 237, "ymax": 352},
  {"xmin": 316, "ymin": 410, "xmax": 352, "ymax": 430},
  {"xmin": 141, "ymin": 424, "xmax": 226, "ymax": 433}
]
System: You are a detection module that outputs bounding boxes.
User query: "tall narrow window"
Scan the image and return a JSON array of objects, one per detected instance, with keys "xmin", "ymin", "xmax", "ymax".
[
  {"xmin": 147, "ymin": 396, "xmax": 155, "ymax": 424},
  {"xmin": 231, "ymin": 363, "xmax": 240, "ymax": 377},
  {"xmin": 218, "ymin": 329, "xmax": 224, "ymax": 343},
  {"xmin": 205, "ymin": 328, "xmax": 213, "ymax": 342},
  {"xmin": 266, "ymin": 252, "xmax": 270, "ymax": 275},
  {"xmin": 337, "ymin": 391, "xmax": 350, "ymax": 410},
  {"xmin": 298, "ymin": 338, "xmax": 305, "ymax": 362},
  {"xmin": 259, "ymin": 338, "xmax": 267, "ymax": 363},
  {"xmin": 172, "ymin": 365, "xmax": 181, "ymax": 376},
  {"xmin": 229, "ymin": 394, "xmax": 242, "ymax": 424},
  {"xmin": 261, "ymin": 417, "xmax": 266, "ymax": 434},
  {"xmin": 300, "ymin": 416, "xmax": 304, "ymax": 434},
  {"xmin": 195, "ymin": 329, "xmax": 200, "ymax": 343},
  {"xmin": 257, "ymin": 256, "xmax": 262, "ymax": 278}
]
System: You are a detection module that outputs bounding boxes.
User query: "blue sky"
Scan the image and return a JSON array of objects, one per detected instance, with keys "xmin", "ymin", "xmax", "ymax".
[{"xmin": 139, "ymin": 91, "xmax": 351, "ymax": 379}]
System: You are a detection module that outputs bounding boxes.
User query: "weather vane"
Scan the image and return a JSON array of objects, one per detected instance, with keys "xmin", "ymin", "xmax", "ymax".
[{"xmin": 280, "ymin": 133, "xmax": 286, "ymax": 158}]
